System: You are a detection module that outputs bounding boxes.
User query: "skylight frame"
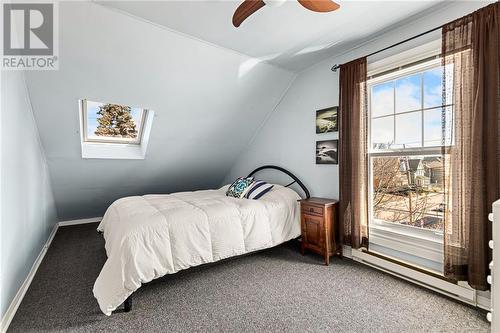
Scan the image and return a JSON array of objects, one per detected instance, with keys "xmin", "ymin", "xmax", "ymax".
[{"xmin": 81, "ymin": 99, "xmax": 148, "ymax": 145}]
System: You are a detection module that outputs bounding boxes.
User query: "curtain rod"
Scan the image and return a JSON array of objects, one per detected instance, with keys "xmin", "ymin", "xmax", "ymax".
[{"xmin": 330, "ymin": 25, "xmax": 443, "ymax": 72}]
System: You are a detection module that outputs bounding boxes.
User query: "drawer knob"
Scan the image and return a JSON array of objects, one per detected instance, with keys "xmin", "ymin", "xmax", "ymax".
[
  {"xmin": 487, "ymin": 312, "xmax": 492, "ymax": 322},
  {"xmin": 487, "ymin": 275, "xmax": 492, "ymax": 285},
  {"xmin": 490, "ymin": 240, "xmax": 494, "ymax": 249}
]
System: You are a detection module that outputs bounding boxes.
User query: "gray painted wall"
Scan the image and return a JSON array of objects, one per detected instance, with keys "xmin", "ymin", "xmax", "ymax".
[
  {"xmin": 25, "ymin": 2, "xmax": 295, "ymax": 220},
  {"xmin": 223, "ymin": 60, "xmax": 339, "ymax": 197},
  {"xmin": 1, "ymin": 71, "xmax": 57, "ymax": 319}
]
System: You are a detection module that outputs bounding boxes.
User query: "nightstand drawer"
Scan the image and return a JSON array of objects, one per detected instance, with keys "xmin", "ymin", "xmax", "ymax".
[{"xmin": 301, "ymin": 205, "xmax": 323, "ymax": 216}]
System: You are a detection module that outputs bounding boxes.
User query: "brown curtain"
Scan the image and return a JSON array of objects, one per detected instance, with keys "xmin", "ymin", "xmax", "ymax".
[
  {"xmin": 339, "ymin": 58, "xmax": 369, "ymax": 249},
  {"xmin": 443, "ymin": 2, "xmax": 499, "ymax": 290}
]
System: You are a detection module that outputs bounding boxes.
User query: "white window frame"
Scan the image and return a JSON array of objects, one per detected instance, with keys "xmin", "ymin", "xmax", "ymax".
[
  {"xmin": 367, "ymin": 46, "xmax": 451, "ymax": 271},
  {"xmin": 78, "ymin": 100, "xmax": 155, "ymax": 160}
]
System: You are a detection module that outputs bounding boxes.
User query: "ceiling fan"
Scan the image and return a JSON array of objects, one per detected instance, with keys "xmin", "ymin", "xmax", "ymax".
[{"xmin": 232, "ymin": 0, "xmax": 340, "ymax": 28}]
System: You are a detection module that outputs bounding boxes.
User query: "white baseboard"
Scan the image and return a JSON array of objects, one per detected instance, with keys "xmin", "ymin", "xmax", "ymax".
[
  {"xmin": 58, "ymin": 216, "xmax": 101, "ymax": 227},
  {"xmin": 0, "ymin": 217, "xmax": 102, "ymax": 333},
  {"xmin": 0, "ymin": 223, "xmax": 59, "ymax": 333}
]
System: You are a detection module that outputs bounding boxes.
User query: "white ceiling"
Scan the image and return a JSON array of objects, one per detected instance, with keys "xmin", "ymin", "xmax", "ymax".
[{"xmin": 97, "ymin": 0, "xmax": 447, "ymax": 71}]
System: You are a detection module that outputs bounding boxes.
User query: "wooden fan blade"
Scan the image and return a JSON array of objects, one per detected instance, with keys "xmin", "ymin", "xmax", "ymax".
[
  {"xmin": 297, "ymin": 0, "xmax": 340, "ymax": 12},
  {"xmin": 233, "ymin": 0, "xmax": 266, "ymax": 27}
]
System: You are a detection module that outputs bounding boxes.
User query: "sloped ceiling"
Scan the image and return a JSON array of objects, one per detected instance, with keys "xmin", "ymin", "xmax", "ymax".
[
  {"xmin": 26, "ymin": 1, "xmax": 295, "ymax": 219},
  {"xmin": 97, "ymin": 0, "xmax": 447, "ymax": 71}
]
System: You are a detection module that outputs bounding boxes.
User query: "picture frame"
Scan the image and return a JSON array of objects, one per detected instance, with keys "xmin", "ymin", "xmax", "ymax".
[
  {"xmin": 316, "ymin": 106, "xmax": 338, "ymax": 134},
  {"xmin": 316, "ymin": 140, "xmax": 338, "ymax": 165}
]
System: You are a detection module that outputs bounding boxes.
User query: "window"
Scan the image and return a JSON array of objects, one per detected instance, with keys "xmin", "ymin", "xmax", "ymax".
[
  {"xmin": 367, "ymin": 54, "xmax": 455, "ymax": 273},
  {"xmin": 82, "ymin": 100, "xmax": 147, "ymax": 144},
  {"xmin": 370, "ymin": 60, "xmax": 454, "ymax": 151},
  {"xmin": 79, "ymin": 100, "xmax": 154, "ymax": 159},
  {"xmin": 368, "ymin": 58, "xmax": 453, "ymax": 234}
]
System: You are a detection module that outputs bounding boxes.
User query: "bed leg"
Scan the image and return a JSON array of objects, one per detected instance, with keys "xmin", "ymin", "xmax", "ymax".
[{"xmin": 124, "ymin": 296, "xmax": 132, "ymax": 312}]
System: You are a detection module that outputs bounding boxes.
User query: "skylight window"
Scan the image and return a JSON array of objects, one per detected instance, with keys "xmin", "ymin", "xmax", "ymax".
[
  {"xmin": 79, "ymin": 99, "xmax": 154, "ymax": 159},
  {"xmin": 82, "ymin": 100, "xmax": 147, "ymax": 144}
]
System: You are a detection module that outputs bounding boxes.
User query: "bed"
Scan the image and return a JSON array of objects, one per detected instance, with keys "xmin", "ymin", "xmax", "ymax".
[{"xmin": 93, "ymin": 166, "xmax": 310, "ymax": 315}]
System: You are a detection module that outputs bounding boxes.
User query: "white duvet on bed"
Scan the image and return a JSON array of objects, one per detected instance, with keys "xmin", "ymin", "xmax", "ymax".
[{"xmin": 93, "ymin": 184, "xmax": 301, "ymax": 315}]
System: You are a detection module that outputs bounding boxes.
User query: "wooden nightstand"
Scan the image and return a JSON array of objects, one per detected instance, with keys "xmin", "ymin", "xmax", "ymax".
[{"xmin": 299, "ymin": 197, "xmax": 340, "ymax": 265}]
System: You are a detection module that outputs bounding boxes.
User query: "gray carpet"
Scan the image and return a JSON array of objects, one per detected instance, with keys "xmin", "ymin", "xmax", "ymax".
[{"xmin": 9, "ymin": 223, "xmax": 489, "ymax": 333}]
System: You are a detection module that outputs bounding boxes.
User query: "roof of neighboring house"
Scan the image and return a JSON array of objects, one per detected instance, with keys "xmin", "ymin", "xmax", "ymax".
[
  {"xmin": 423, "ymin": 156, "xmax": 441, "ymax": 162},
  {"xmin": 425, "ymin": 160, "xmax": 444, "ymax": 169}
]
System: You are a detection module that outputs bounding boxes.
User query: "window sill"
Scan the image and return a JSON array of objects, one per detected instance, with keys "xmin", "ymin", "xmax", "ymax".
[
  {"xmin": 79, "ymin": 110, "xmax": 154, "ymax": 160},
  {"xmin": 369, "ymin": 219, "xmax": 444, "ymax": 269},
  {"xmin": 81, "ymin": 142, "xmax": 146, "ymax": 159},
  {"xmin": 371, "ymin": 219, "xmax": 443, "ymax": 243}
]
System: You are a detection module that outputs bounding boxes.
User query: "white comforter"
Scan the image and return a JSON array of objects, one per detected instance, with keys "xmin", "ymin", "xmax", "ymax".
[{"xmin": 93, "ymin": 185, "xmax": 301, "ymax": 315}]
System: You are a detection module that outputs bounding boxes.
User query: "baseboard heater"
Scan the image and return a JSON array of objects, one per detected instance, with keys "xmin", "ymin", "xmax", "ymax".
[{"xmin": 349, "ymin": 248, "xmax": 477, "ymax": 305}]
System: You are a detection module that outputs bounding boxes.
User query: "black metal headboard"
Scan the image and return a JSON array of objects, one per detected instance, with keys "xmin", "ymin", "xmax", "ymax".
[{"xmin": 247, "ymin": 165, "xmax": 310, "ymax": 199}]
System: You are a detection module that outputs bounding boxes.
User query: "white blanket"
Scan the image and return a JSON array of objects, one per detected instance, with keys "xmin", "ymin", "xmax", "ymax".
[{"xmin": 93, "ymin": 185, "xmax": 301, "ymax": 315}]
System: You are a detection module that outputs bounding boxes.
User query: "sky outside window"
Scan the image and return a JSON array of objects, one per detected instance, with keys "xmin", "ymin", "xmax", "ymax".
[
  {"xmin": 370, "ymin": 64, "xmax": 452, "ymax": 150},
  {"xmin": 372, "ymin": 82, "xmax": 394, "ymax": 117},
  {"xmin": 395, "ymin": 73, "xmax": 422, "ymax": 113}
]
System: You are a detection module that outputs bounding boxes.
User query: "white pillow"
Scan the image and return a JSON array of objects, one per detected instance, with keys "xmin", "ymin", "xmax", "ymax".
[{"xmin": 245, "ymin": 180, "xmax": 274, "ymax": 200}]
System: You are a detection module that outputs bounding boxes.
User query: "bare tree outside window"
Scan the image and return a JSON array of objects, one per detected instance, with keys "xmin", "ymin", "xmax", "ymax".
[{"xmin": 372, "ymin": 156, "xmax": 448, "ymax": 231}]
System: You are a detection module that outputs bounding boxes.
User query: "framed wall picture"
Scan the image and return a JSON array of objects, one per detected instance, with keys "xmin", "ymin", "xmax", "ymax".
[
  {"xmin": 316, "ymin": 140, "xmax": 338, "ymax": 164},
  {"xmin": 316, "ymin": 106, "xmax": 338, "ymax": 134}
]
